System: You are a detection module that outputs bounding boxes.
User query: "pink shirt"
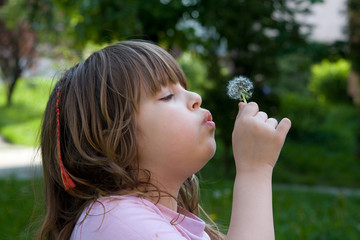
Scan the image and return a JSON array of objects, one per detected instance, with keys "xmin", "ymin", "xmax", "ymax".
[{"xmin": 70, "ymin": 195, "xmax": 210, "ymax": 240}]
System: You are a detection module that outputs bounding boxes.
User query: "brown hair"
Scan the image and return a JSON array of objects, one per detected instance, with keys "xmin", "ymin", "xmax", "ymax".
[{"xmin": 38, "ymin": 41, "xmax": 224, "ymax": 240}]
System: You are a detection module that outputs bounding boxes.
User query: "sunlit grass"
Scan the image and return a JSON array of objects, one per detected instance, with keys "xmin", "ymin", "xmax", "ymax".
[{"xmin": 0, "ymin": 78, "xmax": 54, "ymax": 146}]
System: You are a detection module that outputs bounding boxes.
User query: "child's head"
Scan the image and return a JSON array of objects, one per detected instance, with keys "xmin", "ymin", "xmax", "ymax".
[{"xmin": 41, "ymin": 41, "xmax": 190, "ymax": 197}]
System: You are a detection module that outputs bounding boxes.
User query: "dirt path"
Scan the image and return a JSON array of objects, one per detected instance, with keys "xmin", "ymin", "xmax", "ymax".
[{"xmin": 0, "ymin": 135, "xmax": 41, "ymax": 179}]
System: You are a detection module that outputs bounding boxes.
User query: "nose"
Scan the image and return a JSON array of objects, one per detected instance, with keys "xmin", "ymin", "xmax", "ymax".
[{"xmin": 188, "ymin": 91, "xmax": 202, "ymax": 110}]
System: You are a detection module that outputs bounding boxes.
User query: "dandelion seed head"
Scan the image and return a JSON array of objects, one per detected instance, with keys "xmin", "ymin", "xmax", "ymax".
[{"xmin": 227, "ymin": 76, "xmax": 254, "ymax": 101}]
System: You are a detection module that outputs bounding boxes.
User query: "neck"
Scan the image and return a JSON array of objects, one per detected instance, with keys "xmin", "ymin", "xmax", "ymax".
[
  {"xmin": 139, "ymin": 187, "xmax": 179, "ymax": 212},
  {"xmin": 138, "ymin": 172, "xmax": 182, "ymax": 212},
  {"xmin": 156, "ymin": 195, "xmax": 178, "ymax": 211}
]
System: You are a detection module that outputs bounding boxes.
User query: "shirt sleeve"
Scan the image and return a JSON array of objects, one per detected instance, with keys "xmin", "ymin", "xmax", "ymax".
[{"xmin": 71, "ymin": 198, "xmax": 188, "ymax": 240}]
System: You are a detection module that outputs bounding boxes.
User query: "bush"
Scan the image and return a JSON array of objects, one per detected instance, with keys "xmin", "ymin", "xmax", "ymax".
[
  {"xmin": 309, "ymin": 59, "xmax": 351, "ymax": 104},
  {"xmin": 178, "ymin": 51, "xmax": 210, "ymax": 96},
  {"xmin": 275, "ymin": 92, "xmax": 360, "ymax": 186}
]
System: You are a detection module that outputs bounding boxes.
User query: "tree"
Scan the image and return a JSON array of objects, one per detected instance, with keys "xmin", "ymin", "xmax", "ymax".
[
  {"xmin": 0, "ymin": 0, "xmax": 36, "ymax": 106},
  {"xmin": 348, "ymin": 0, "xmax": 360, "ymax": 108},
  {"xmin": 27, "ymin": 0, "xmax": 189, "ymax": 51},
  {"xmin": 182, "ymin": 0, "xmax": 319, "ymax": 173},
  {"xmin": 348, "ymin": 0, "xmax": 360, "ymax": 160},
  {"xmin": 27, "ymin": 0, "xmax": 318, "ymax": 174}
]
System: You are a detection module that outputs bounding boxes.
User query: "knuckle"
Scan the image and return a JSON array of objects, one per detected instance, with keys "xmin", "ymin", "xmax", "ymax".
[
  {"xmin": 269, "ymin": 118, "xmax": 278, "ymax": 124},
  {"xmin": 259, "ymin": 111, "xmax": 268, "ymax": 118},
  {"xmin": 274, "ymin": 133, "xmax": 285, "ymax": 145}
]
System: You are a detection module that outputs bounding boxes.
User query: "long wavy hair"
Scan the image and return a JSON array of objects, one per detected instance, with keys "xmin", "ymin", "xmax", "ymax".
[{"xmin": 38, "ymin": 41, "xmax": 224, "ymax": 240}]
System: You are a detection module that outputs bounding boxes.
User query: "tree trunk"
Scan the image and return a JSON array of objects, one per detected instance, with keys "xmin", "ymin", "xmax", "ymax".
[
  {"xmin": 349, "ymin": 0, "xmax": 360, "ymax": 102},
  {"xmin": 6, "ymin": 75, "xmax": 19, "ymax": 106},
  {"xmin": 348, "ymin": 0, "xmax": 360, "ymax": 161},
  {"xmin": 5, "ymin": 39, "xmax": 22, "ymax": 106}
]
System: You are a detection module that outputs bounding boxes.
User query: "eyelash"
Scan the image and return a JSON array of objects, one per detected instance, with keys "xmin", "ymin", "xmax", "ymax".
[{"xmin": 160, "ymin": 94, "xmax": 174, "ymax": 101}]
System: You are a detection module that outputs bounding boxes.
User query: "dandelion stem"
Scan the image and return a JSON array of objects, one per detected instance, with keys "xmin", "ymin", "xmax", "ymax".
[{"xmin": 241, "ymin": 93, "xmax": 247, "ymax": 104}]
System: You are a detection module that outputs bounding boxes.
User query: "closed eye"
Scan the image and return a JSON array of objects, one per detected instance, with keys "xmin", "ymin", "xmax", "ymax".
[{"xmin": 160, "ymin": 94, "xmax": 174, "ymax": 101}]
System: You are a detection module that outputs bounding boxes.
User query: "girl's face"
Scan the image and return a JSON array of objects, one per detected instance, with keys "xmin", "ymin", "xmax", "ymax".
[{"xmin": 135, "ymin": 82, "xmax": 216, "ymax": 189}]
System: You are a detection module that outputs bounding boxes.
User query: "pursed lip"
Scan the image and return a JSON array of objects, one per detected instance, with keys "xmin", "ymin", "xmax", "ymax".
[{"xmin": 203, "ymin": 110, "xmax": 215, "ymax": 128}]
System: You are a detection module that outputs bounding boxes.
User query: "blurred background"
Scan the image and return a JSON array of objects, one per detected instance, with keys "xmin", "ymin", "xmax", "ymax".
[{"xmin": 0, "ymin": 0, "xmax": 359, "ymax": 239}]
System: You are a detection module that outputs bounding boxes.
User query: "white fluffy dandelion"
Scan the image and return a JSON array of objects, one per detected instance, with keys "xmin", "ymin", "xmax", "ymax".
[{"xmin": 227, "ymin": 76, "xmax": 254, "ymax": 103}]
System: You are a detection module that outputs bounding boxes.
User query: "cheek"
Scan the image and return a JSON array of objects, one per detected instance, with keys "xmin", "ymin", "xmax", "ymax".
[
  {"xmin": 155, "ymin": 110, "xmax": 196, "ymax": 135},
  {"xmin": 163, "ymin": 117, "xmax": 199, "ymax": 143}
]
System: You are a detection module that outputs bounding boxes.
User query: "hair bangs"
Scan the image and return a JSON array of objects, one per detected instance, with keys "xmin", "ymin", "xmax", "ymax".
[{"xmin": 131, "ymin": 42, "xmax": 188, "ymax": 98}]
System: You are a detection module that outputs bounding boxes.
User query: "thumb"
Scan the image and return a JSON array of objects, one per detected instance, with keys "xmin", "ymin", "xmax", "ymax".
[
  {"xmin": 235, "ymin": 102, "xmax": 246, "ymax": 119},
  {"xmin": 238, "ymin": 102, "xmax": 246, "ymax": 111}
]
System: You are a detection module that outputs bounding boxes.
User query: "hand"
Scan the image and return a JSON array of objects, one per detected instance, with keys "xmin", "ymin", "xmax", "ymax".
[{"xmin": 232, "ymin": 102, "xmax": 291, "ymax": 174}]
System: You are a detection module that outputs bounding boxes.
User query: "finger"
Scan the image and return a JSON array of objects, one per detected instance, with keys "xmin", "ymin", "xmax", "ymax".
[
  {"xmin": 266, "ymin": 118, "xmax": 278, "ymax": 128},
  {"xmin": 276, "ymin": 118, "xmax": 291, "ymax": 135},
  {"xmin": 241, "ymin": 102, "xmax": 259, "ymax": 117},
  {"xmin": 256, "ymin": 111, "xmax": 268, "ymax": 121}
]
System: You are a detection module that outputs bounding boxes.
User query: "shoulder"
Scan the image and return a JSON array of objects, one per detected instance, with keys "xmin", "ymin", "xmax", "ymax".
[{"xmin": 71, "ymin": 195, "xmax": 185, "ymax": 240}]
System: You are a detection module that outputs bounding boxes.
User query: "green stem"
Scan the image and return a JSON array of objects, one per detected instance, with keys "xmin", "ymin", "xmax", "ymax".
[{"xmin": 241, "ymin": 93, "xmax": 247, "ymax": 104}]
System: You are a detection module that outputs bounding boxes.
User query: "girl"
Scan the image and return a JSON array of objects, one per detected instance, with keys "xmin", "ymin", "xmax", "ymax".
[{"xmin": 38, "ymin": 40, "xmax": 291, "ymax": 240}]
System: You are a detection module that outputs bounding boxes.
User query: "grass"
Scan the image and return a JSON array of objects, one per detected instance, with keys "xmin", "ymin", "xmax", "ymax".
[
  {"xmin": 0, "ymin": 178, "xmax": 44, "ymax": 240},
  {"xmin": 272, "ymin": 187, "xmax": 360, "ymax": 239},
  {"xmin": 0, "ymin": 78, "xmax": 54, "ymax": 146},
  {"xmin": 1, "ymin": 177, "xmax": 359, "ymax": 239},
  {"xmin": 200, "ymin": 179, "xmax": 360, "ymax": 239}
]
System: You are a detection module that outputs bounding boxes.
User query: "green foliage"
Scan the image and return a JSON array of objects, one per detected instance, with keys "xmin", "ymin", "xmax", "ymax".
[
  {"xmin": 271, "ymin": 53, "xmax": 312, "ymax": 94},
  {"xmin": 24, "ymin": 0, "xmax": 324, "ymax": 175},
  {"xmin": 178, "ymin": 51, "xmax": 211, "ymax": 96},
  {"xmin": 266, "ymin": 45, "xmax": 359, "ymax": 187},
  {"xmin": 0, "ymin": 0, "xmax": 28, "ymax": 28},
  {"xmin": 0, "ymin": 78, "xmax": 53, "ymax": 146},
  {"xmin": 269, "ymin": 41, "xmax": 349, "ymax": 96},
  {"xmin": 309, "ymin": 59, "xmax": 351, "ymax": 104},
  {"xmin": 183, "ymin": 0, "xmax": 318, "ymax": 174},
  {"xmin": 275, "ymin": 92, "xmax": 360, "ymax": 187},
  {"xmin": 27, "ymin": 0, "xmax": 189, "ymax": 50},
  {"xmin": 194, "ymin": 0, "xmax": 311, "ymax": 76}
]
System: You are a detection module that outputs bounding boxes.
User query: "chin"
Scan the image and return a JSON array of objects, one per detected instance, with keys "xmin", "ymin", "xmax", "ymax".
[
  {"xmin": 204, "ymin": 143, "xmax": 217, "ymax": 166},
  {"xmin": 209, "ymin": 139, "xmax": 217, "ymax": 158}
]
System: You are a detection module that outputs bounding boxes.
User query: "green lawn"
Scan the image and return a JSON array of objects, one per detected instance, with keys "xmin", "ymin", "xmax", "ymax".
[
  {"xmin": 0, "ymin": 178, "xmax": 44, "ymax": 240},
  {"xmin": 200, "ymin": 180, "xmax": 360, "ymax": 239},
  {"xmin": 0, "ymin": 78, "xmax": 54, "ymax": 146},
  {"xmin": 1, "ymin": 178, "xmax": 359, "ymax": 240}
]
